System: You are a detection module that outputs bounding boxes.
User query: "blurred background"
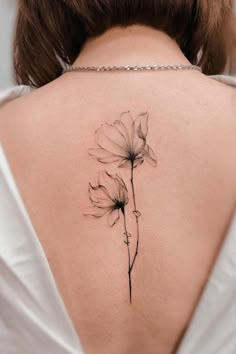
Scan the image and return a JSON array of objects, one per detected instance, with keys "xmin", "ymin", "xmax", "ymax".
[
  {"xmin": 0, "ymin": 0, "xmax": 17, "ymax": 89},
  {"xmin": 0, "ymin": 0, "xmax": 236, "ymax": 90}
]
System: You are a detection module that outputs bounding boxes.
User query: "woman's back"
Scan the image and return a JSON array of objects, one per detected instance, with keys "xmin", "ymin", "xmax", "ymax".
[{"xmin": 1, "ymin": 26, "xmax": 236, "ymax": 354}]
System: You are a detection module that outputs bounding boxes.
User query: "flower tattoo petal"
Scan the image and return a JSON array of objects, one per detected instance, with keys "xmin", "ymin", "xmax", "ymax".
[
  {"xmin": 144, "ymin": 144, "xmax": 157, "ymax": 167},
  {"xmin": 88, "ymin": 148, "xmax": 124, "ymax": 163},
  {"xmin": 83, "ymin": 206, "xmax": 109, "ymax": 218}
]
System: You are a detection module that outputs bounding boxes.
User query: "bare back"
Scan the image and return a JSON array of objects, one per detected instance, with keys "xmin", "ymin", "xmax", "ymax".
[{"xmin": 1, "ymin": 32, "xmax": 236, "ymax": 353}]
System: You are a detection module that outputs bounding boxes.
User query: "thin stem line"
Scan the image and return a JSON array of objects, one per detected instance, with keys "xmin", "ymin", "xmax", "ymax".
[
  {"xmin": 130, "ymin": 162, "xmax": 140, "ymax": 272},
  {"xmin": 122, "ymin": 208, "xmax": 132, "ymax": 304}
]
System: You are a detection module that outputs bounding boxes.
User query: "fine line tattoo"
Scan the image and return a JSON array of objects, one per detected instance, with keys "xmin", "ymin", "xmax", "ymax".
[{"xmin": 84, "ymin": 111, "xmax": 157, "ymax": 303}]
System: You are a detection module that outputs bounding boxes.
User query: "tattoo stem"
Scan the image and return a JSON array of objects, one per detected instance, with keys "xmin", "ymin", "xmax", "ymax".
[
  {"xmin": 130, "ymin": 162, "xmax": 140, "ymax": 272},
  {"xmin": 122, "ymin": 207, "xmax": 132, "ymax": 304}
]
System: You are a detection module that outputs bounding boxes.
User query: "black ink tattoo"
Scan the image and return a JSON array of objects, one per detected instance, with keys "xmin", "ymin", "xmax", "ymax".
[
  {"xmin": 84, "ymin": 111, "xmax": 157, "ymax": 303},
  {"xmin": 84, "ymin": 171, "xmax": 129, "ymax": 227}
]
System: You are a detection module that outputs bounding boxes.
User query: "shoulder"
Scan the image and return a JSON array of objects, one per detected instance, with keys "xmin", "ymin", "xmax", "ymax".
[
  {"xmin": 206, "ymin": 75, "xmax": 236, "ymax": 127},
  {"xmin": 0, "ymin": 77, "xmax": 65, "ymax": 132},
  {"xmin": 210, "ymin": 74, "xmax": 236, "ymax": 89},
  {"xmin": 0, "ymin": 85, "xmax": 32, "ymax": 110},
  {"xmin": 0, "ymin": 85, "xmax": 44, "ymax": 146},
  {"xmin": 0, "ymin": 85, "xmax": 32, "ymax": 136},
  {"xmin": 210, "ymin": 74, "xmax": 236, "ymax": 111}
]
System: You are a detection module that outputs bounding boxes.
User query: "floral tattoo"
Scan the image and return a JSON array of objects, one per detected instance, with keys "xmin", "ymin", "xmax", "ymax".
[{"xmin": 84, "ymin": 111, "xmax": 157, "ymax": 303}]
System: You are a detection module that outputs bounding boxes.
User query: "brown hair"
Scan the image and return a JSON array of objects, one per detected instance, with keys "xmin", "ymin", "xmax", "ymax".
[{"xmin": 14, "ymin": 0, "xmax": 234, "ymax": 88}]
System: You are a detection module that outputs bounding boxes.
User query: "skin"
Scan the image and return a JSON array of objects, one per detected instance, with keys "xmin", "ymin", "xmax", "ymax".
[{"xmin": 0, "ymin": 26, "xmax": 236, "ymax": 354}]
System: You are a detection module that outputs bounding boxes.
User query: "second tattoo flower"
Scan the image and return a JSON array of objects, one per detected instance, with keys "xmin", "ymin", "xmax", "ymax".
[
  {"xmin": 84, "ymin": 171, "xmax": 133, "ymax": 302},
  {"xmin": 84, "ymin": 171, "xmax": 129, "ymax": 227}
]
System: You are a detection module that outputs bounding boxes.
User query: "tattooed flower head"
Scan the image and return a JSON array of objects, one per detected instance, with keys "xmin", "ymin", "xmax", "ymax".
[
  {"xmin": 84, "ymin": 171, "xmax": 129, "ymax": 227},
  {"xmin": 89, "ymin": 111, "xmax": 157, "ymax": 168}
]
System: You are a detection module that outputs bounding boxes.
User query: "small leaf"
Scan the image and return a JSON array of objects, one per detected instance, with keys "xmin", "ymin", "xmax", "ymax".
[{"xmin": 133, "ymin": 210, "xmax": 142, "ymax": 217}]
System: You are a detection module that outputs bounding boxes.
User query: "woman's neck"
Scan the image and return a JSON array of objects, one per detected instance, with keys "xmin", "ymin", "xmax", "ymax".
[{"xmin": 73, "ymin": 25, "xmax": 190, "ymax": 67}]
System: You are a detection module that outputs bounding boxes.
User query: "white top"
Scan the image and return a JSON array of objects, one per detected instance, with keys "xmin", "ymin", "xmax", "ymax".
[{"xmin": 0, "ymin": 76, "xmax": 236, "ymax": 354}]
